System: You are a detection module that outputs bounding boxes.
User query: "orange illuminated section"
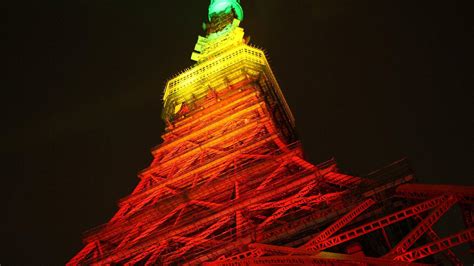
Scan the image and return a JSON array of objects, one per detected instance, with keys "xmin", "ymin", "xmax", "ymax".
[{"xmin": 68, "ymin": 1, "xmax": 474, "ymax": 265}]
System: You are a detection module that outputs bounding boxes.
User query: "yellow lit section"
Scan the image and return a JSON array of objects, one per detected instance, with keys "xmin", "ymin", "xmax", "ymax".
[
  {"xmin": 192, "ymin": 19, "xmax": 244, "ymax": 63},
  {"xmin": 163, "ymin": 18, "xmax": 250, "ymax": 107},
  {"xmin": 162, "ymin": 15, "xmax": 294, "ymax": 129},
  {"xmin": 164, "ymin": 44, "xmax": 263, "ymax": 109}
]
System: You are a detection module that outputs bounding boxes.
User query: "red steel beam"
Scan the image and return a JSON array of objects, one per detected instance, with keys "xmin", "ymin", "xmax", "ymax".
[
  {"xmin": 165, "ymin": 216, "xmax": 232, "ymax": 262},
  {"xmin": 423, "ymin": 225, "xmax": 463, "ymax": 266},
  {"xmin": 249, "ymin": 243, "xmax": 313, "ymax": 255},
  {"xmin": 394, "ymin": 227, "xmax": 474, "ymax": 262},
  {"xmin": 385, "ymin": 195, "xmax": 459, "ymax": 256},
  {"xmin": 234, "ymin": 182, "xmax": 245, "ymax": 239},
  {"xmin": 305, "ymin": 195, "xmax": 448, "ymax": 251},
  {"xmin": 205, "ymin": 252, "xmax": 429, "ymax": 266},
  {"xmin": 144, "ymin": 243, "xmax": 167, "ymax": 266},
  {"xmin": 184, "ymin": 176, "xmax": 417, "ymax": 265},
  {"xmin": 130, "ymin": 133, "xmax": 282, "ymax": 204},
  {"xmin": 302, "ymin": 198, "xmax": 375, "ymax": 249},
  {"xmin": 250, "ymin": 180, "xmax": 319, "ymax": 211},
  {"xmin": 256, "ymin": 161, "xmax": 288, "ymax": 191},
  {"xmin": 256, "ymin": 175, "xmax": 414, "ymax": 245},
  {"xmin": 323, "ymin": 172, "xmax": 363, "ymax": 187},
  {"xmin": 96, "ymin": 172, "xmax": 323, "ymax": 264},
  {"xmin": 217, "ymin": 248, "xmax": 265, "ymax": 262},
  {"xmin": 396, "ymin": 184, "xmax": 474, "ymax": 204},
  {"xmin": 67, "ymin": 242, "xmax": 96, "ymax": 266},
  {"xmin": 147, "ymin": 103, "xmax": 269, "ymax": 173},
  {"xmin": 257, "ymin": 192, "xmax": 343, "ymax": 229},
  {"xmin": 124, "ymin": 243, "xmax": 164, "ymax": 265},
  {"xmin": 161, "ymin": 88, "xmax": 260, "ymax": 144},
  {"xmin": 86, "ymin": 148, "xmax": 303, "ymax": 246}
]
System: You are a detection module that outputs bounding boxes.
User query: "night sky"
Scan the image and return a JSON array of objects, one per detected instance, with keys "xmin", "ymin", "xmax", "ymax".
[{"xmin": 4, "ymin": 1, "xmax": 472, "ymax": 264}]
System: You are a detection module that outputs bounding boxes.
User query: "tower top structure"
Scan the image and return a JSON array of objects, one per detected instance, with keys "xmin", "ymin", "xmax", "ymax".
[
  {"xmin": 162, "ymin": 0, "xmax": 266, "ymax": 122},
  {"xmin": 69, "ymin": 1, "xmax": 474, "ymax": 264},
  {"xmin": 203, "ymin": 0, "xmax": 244, "ymax": 37},
  {"xmin": 208, "ymin": 0, "xmax": 243, "ymax": 21}
]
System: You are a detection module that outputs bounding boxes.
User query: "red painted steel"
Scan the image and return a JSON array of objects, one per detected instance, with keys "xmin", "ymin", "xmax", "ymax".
[
  {"xmin": 69, "ymin": 2, "xmax": 473, "ymax": 265},
  {"xmin": 204, "ymin": 252, "xmax": 430, "ymax": 266},
  {"xmin": 394, "ymin": 227, "xmax": 474, "ymax": 262},
  {"xmin": 304, "ymin": 195, "xmax": 449, "ymax": 252},
  {"xmin": 396, "ymin": 184, "xmax": 474, "ymax": 204},
  {"xmin": 69, "ymin": 85, "xmax": 474, "ymax": 264},
  {"xmin": 302, "ymin": 198, "xmax": 375, "ymax": 249},
  {"xmin": 385, "ymin": 195, "xmax": 459, "ymax": 256},
  {"xmin": 414, "ymin": 215, "xmax": 464, "ymax": 266}
]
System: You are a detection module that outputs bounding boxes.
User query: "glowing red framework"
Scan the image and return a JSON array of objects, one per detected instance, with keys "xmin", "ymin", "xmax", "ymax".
[
  {"xmin": 68, "ymin": 2, "xmax": 474, "ymax": 265},
  {"xmin": 68, "ymin": 73, "xmax": 474, "ymax": 265}
]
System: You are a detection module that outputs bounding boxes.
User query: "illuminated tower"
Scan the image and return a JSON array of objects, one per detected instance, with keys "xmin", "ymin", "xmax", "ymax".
[{"xmin": 69, "ymin": 1, "xmax": 473, "ymax": 265}]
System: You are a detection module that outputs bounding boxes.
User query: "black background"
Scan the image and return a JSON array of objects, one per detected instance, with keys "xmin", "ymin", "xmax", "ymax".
[{"xmin": 4, "ymin": 0, "xmax": 472, "ymax": 264}]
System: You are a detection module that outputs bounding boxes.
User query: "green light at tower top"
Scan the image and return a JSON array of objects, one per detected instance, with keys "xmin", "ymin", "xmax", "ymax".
[{"xmin": 208, "ymin": 0, "xmax": 243, "ymax": 21}]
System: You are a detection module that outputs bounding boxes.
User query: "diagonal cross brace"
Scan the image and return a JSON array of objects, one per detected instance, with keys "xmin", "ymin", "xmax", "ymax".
[
  {"xmin": 306, "ymin": 195, "xmax": 449, "ymax": 252},
  {"xmin": 385, "ymin": 195, "xmax": 459, "ymax": 257},
  {"xmin": 394, "ymin": 227, "xmax": 474, "ymax": 262},
  {"xmin": 302, "ymin": 198, "xmax": 376, "ymax": 249}
]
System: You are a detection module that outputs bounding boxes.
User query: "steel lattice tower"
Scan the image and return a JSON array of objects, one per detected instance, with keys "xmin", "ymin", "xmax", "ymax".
[{"xmin": 69, "ymin": 1, "xmax": 474, "ymax": 265}]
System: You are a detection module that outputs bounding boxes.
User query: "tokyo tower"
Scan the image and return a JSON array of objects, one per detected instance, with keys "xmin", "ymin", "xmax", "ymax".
[{"xmin": 69, "ymin": 1, "xmax": 474, "ymax": 265}]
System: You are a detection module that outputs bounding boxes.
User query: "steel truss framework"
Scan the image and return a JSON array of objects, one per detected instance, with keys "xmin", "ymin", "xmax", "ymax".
[
  {"xmin": 69, "ymin": 70, "xmax": 474, "ymax": 265},
  {"xmin": 69, "ymin": 2, "xmax": 473, "ymax": 265}
]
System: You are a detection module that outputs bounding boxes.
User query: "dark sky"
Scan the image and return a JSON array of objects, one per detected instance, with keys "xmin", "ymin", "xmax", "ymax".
[{"xmin": 4, "ymin": 0, "xmax": 472, "ymax": 264}]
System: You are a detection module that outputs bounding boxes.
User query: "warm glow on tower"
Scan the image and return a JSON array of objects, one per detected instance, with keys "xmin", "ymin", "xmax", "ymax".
[{"xmin": 68, "ymin": 1, "xmax": 474, "ymax": 265}]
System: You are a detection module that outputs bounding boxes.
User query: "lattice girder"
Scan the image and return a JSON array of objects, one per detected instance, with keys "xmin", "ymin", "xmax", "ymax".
[
  {"xmin": 394, "ymin": 227, "xmax": 474, "ymax": 262},
  {"xmin": 69, "ymin": 0, "xmax": 473, "ymax": 264},
  {"xmin": 305, "ymin": 195, "xmax": 450, "ymax": 251}
]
